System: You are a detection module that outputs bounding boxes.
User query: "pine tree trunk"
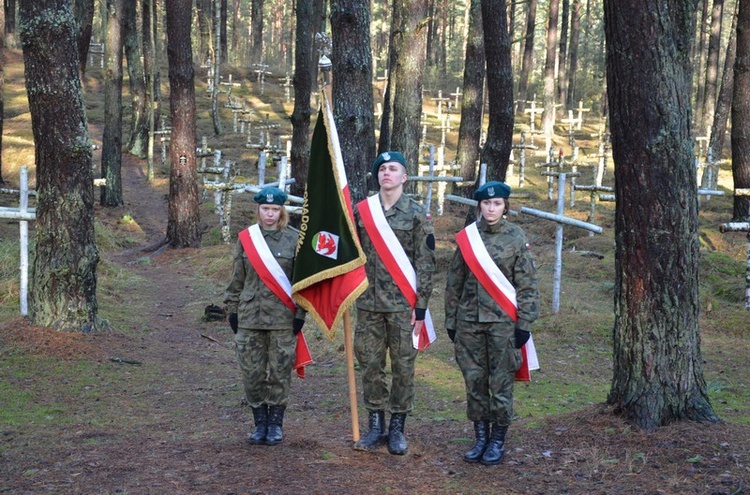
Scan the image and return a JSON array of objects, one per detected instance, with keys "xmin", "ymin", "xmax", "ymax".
[
  {"xmin": 251, "ymin": 0, "xmax": 264, "ymax": 63},
  {"xmin": 73, "ymin": 0, "xmax": 95, "ymax": 78},
  {"xmin": 564, "ymin": 0, "xmax": 582, "ymax": 109},
  {"xmin": 604, "ymin": 0, "xmax": 718, "ymax": 430},
  {"xmin": 0, "ymin": 1, "xmax": 5, "ymax": 185},
  {"xmin": 330, "ymin": 0, "xmax": 375, "ymax": 202},
  {"xmin": 732, "ymin": 0, "xmax": 750, "ymax": 221},
  {"xmin": 165, "ymin": 0, "xmax": 201, "ymax": 248},
  {"xmin": 290, "ymin": 0, "xmax": 313, "ymax": 199},
  {"xmin": 101, "ymin": 0, "xmax": 124, "ymax": 207},
  {"xmin": 516, "ymin": 0, "xmax": 537, "ymax": 114},
  {"xmin": 700, "ymin": 0, "xmax": 724, "ymax": 139},
  {"xmin": 142, "ymin": 0, "xmax": 157, "ymax": 180},
  {"xmin": 480, "ymin": 0, "xmax": 513, "ymax": 180},
  {"xmin": 455, "ymin": 0, "xmax": 484, "ymax": 193},
  {"xmin": 20, "ymin": 0, "xmax": 101, "ymax": 332},
  {"xmin": 197, "ymin": 0, "xmax": 212, "ymax": 65},
  {"xmin": 542, "ymin": 0, "xmax": 560, "ymax": 145},
  {"xmin": 707, "ymin": 0, "xmax": 737, "ymax": 164},
  {"xmin": 389, "ymin": 0, "xmax": 428, "ymax": 183},
  {"xmin": 556, "ymin": 0, "xmax": 569, "ymax": 107},
  {"xmin": 123, "ymin": 0, "xmax": 148, "ymax": 158}
]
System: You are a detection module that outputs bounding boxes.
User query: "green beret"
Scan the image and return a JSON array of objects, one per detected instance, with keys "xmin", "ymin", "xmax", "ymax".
[
  {"xmin": 253, "ymin": 186, "xmax": 288, "ymax": 205},
  {"xmin": 474, "ymin": 181, "xmax": 511, "ymax": 201},
  {"xmin": 371, "ymin": 151, "xmax": 407, "ymax": 178}
]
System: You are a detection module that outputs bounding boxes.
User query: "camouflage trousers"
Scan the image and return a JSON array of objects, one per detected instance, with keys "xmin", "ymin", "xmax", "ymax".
[
  {"xmin": 354, "ymin": 309, "xmax": 418, "ymax": 414},
  {"xmin": 234, "ymin": 328, "xmax": 296, "ymax": 408},
  {"xmin": 454, "ymin": 320, "xmax": 522, "ymax": 426}
]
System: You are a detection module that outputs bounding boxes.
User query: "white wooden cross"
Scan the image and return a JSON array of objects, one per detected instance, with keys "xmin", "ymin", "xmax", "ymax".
[
  {"xmin": 431, "ymin": 90, "xmax": 451, "ymax": 119},
  {"xmin": 0, "ymin": 167, "xmax": 36, "ymax": 315},
  {"xmin": 521, "ymin": 173, "xmax": 603, "ymax": 313},
  {"xmin": 575, "ymin": 100, "xmax": 591, "ymax": 130}
]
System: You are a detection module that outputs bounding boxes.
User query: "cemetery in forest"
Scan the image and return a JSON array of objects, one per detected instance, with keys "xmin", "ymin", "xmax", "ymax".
[{"xmin": 1, "ymin": 1, "xmax": 749, "ymax": 494}]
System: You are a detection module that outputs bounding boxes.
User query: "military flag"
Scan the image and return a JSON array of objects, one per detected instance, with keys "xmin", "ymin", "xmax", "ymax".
[{"xmin": 291, "ymin": 94, "xmax": 368, "ymax": 338}]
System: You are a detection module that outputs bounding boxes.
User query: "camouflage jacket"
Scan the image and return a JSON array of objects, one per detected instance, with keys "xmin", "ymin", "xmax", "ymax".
[
  {"xmin": 354, "ymin": 193, "xmax": 436, "ymax": 313},
  {"xmin": 444, "ymin": 217, "xmax": 539, "ymax": 331},
  {"xmin": 224, "ymin": 225, "xmax": 305, "ymax": 330}
]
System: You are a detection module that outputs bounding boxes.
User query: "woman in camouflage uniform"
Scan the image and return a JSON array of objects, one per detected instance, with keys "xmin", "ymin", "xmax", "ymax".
[
  {"xmin": 224, "ymin": 186, "xmax": 306, "ymax": 446},
  {"xmin": 444, "ymin": 181, "xmax": 539, "ymax": 465}
]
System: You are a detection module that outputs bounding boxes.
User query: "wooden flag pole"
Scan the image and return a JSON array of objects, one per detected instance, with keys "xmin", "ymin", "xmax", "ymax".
[{"xmin": 344, "ymin": 309, "xmax": 360, "ymax": 442}]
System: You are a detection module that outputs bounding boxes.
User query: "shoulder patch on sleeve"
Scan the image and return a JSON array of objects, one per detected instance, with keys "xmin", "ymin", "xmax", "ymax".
[{"xmin": 426, "ymin": 233, "xmax": 435, "ymax": 250}]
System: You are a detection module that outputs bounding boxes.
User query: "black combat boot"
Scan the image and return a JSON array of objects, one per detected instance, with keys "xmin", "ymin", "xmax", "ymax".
[
  {"xmin": 463, "ymin": 420, "xmax": 490, "ymax": 463},
  {"xmin": 248, "ymin": 405, "xmax": 268, "ymax": 445},
  {"xmin": 480, "ymin": 424, "xmax": 508, "ymax": 465},
  {"xmin": 387, "ymin": 413, "xmax": 408, "ymax": 455},
  {"xmin": 265, "ymin": 405, "xmax": 286, "ymax": 446},
  {"xmin": 354, "ymin": 411, "xmax": 387, "ymax": 451}
]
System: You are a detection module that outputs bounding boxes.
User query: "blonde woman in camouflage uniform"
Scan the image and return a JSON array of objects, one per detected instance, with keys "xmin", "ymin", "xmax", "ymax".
[
  {"xmin": 353, "ymin": 151, "xmax": 436, "ymax": 455},
  {"xmin": 224, "ymin": 186, "xmax": 306, "ymax": 446},
  {"xmin": 445, "ymin": 181, "xmax": 539, "ymax": 465}
]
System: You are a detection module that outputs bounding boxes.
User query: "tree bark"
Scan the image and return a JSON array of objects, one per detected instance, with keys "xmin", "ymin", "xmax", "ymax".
[
  {"xmin": 251, "ymin": 0, "xmax": 264, "ymax": 63},
  {"xmin": 20, "ymin": 0, "xmax": 101, "ymax": 332},
  {"xmin": 211, "ymin": 0, "xmax": 222, "ymax": 135},
  {"xmin": 165, "ymin": 0, "xmax": 201, "ymax": 248},
  {"xmin": 455, "ymin": 0, "xmax": 484, "ymax": 193},
  {"xmin": 557, "ymin": 0, "xmax": 570, "ymax": 108},
  {"xmin": 480, "ymin": 0, "xmax": 514, "ymax": 181},
  {"xmin": 142, "ymin": 0, "xmax": 157, "ymax": 180},
  {"xmin": 73, "ymin": 0, "xmax": 95, "ymax": 79},
  {"xmin": 564, "ymin": 0, "xmax": 582, "ymax": 109},
  {"xmin": 694, "ymin": 0, "xmax": 711, "ymax": 132},
  {"xmin": 123, "ymin": 0, "xmax": 148, "ymax": 158},
  {"xmin": 388, "ymin": 0, "xmax": 428, "ymax": 185},
  {"xmin": 197, "ymin": 0, "xmax": 212, "ymax": 64},
  {"xmin": 604, "ymin": 0, "xmax": 718, "ymax": 430},
  {"xmin": 101, "ymin": 0, "xmax": 125, "ymax": 207},
  {"xmin": 0, "ymin": 0, "xmax": 5, "ymax": 184},
  {"xmin": 220, "ymin": 0, "xmax": 227, "ymax": 63},
  {"xmin": 707, "ymin": 0, "xmax": 737, "ymax": 163},
  {"xmin": 290, "ymin": 0, "xmax": 313, "ymax": 199},
  {"xmin": 516, "ymin": 0, "xmax": 537, "ymax": 114},
  {"xmin": 330, "ymin": 0, "xmax": 375, "ymax": 202},
  {"xmin": 542, "ymin": 0, "xmax": 560, "ymax": 146},
  {"xmin": 700, "ymin": 0, "xmax": 725, "ymax": 139},
  {"xmin": 731, "ymin": 0, "xmax": 750, "ymax": 221}
]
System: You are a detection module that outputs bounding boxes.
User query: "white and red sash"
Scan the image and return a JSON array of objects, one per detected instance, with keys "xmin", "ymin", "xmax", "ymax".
[
  {"xmin": 238, "ymin": 224, "xmax": 296, "ymax": 312},
  {"xmin": 357, "ymin": 194, "xmax": 436, "ymax": 350},
  {"xmin": 456, "ymin": 222, "xmax": 539, "ymax": 381}
]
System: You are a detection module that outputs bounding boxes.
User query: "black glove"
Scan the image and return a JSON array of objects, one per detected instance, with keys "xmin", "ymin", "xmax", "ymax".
[
  {"xmin": 447, "ymin": 329, "xmax": 456, "ymax": 343},
  {"xmin": 514, "ymin": 327, "xmax": 531, "ymax": 349},
  {"xmin": 414, "ymin": 308, "xmax": 426, "ymax": 321},
  {"xmin": 229, "ymin": 313, "xmax": 238, "ymax": 334},
  {"xmin": 293, "ymin": 318, "xmax": 305, "ymax": 335}
]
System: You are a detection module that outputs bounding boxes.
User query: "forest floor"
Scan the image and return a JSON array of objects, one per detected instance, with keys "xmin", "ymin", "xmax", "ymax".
[{"xmin": 1, "ymin": 48, "xmax": 749, "ymax": 494}]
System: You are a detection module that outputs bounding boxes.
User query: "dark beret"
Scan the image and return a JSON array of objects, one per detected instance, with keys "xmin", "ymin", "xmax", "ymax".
[
  {"xmin": 474, "ymin": 181, "xmax": 511, "ymax": 201},
  {"xmin": 253, "ymin": 186, "xmax": 288, "ymax": 205},
  {"xmin": 371, "ymin": 151, "xmax": 407, "ymax": 178}
]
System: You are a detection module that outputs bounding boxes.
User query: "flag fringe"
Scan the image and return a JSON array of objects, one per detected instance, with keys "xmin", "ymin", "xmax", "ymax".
[
  {"xmin": 291, "ymin": 257, "xmax": 368, "ymax": 294},
  {"xmin": 295, "ymin": 277, "xmax": 368, "ymax": 340}
]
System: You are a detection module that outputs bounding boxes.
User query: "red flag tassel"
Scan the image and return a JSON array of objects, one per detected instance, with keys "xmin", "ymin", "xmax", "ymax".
[{"xmin": 294, "ymin": 331, "xmax": 313, "ymax": 379}]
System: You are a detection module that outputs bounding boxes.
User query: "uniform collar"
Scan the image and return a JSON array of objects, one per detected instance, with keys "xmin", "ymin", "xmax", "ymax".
[{"xmin": 478, "ymin": 216, "xmax": 506, "ymax": 233}]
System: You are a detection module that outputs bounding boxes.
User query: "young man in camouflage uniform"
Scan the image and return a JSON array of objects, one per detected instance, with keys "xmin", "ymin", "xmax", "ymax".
[
  {"xmin": 225, "ymin": 186, "xmax": 306, "ymax": 446},
  {"xmin": 353, "ymin": 151, "xmax": 436, "ymax": 455},
  {"xmin": 444, "ymin": 181, "xmax": 539, "ymax": 465}
]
